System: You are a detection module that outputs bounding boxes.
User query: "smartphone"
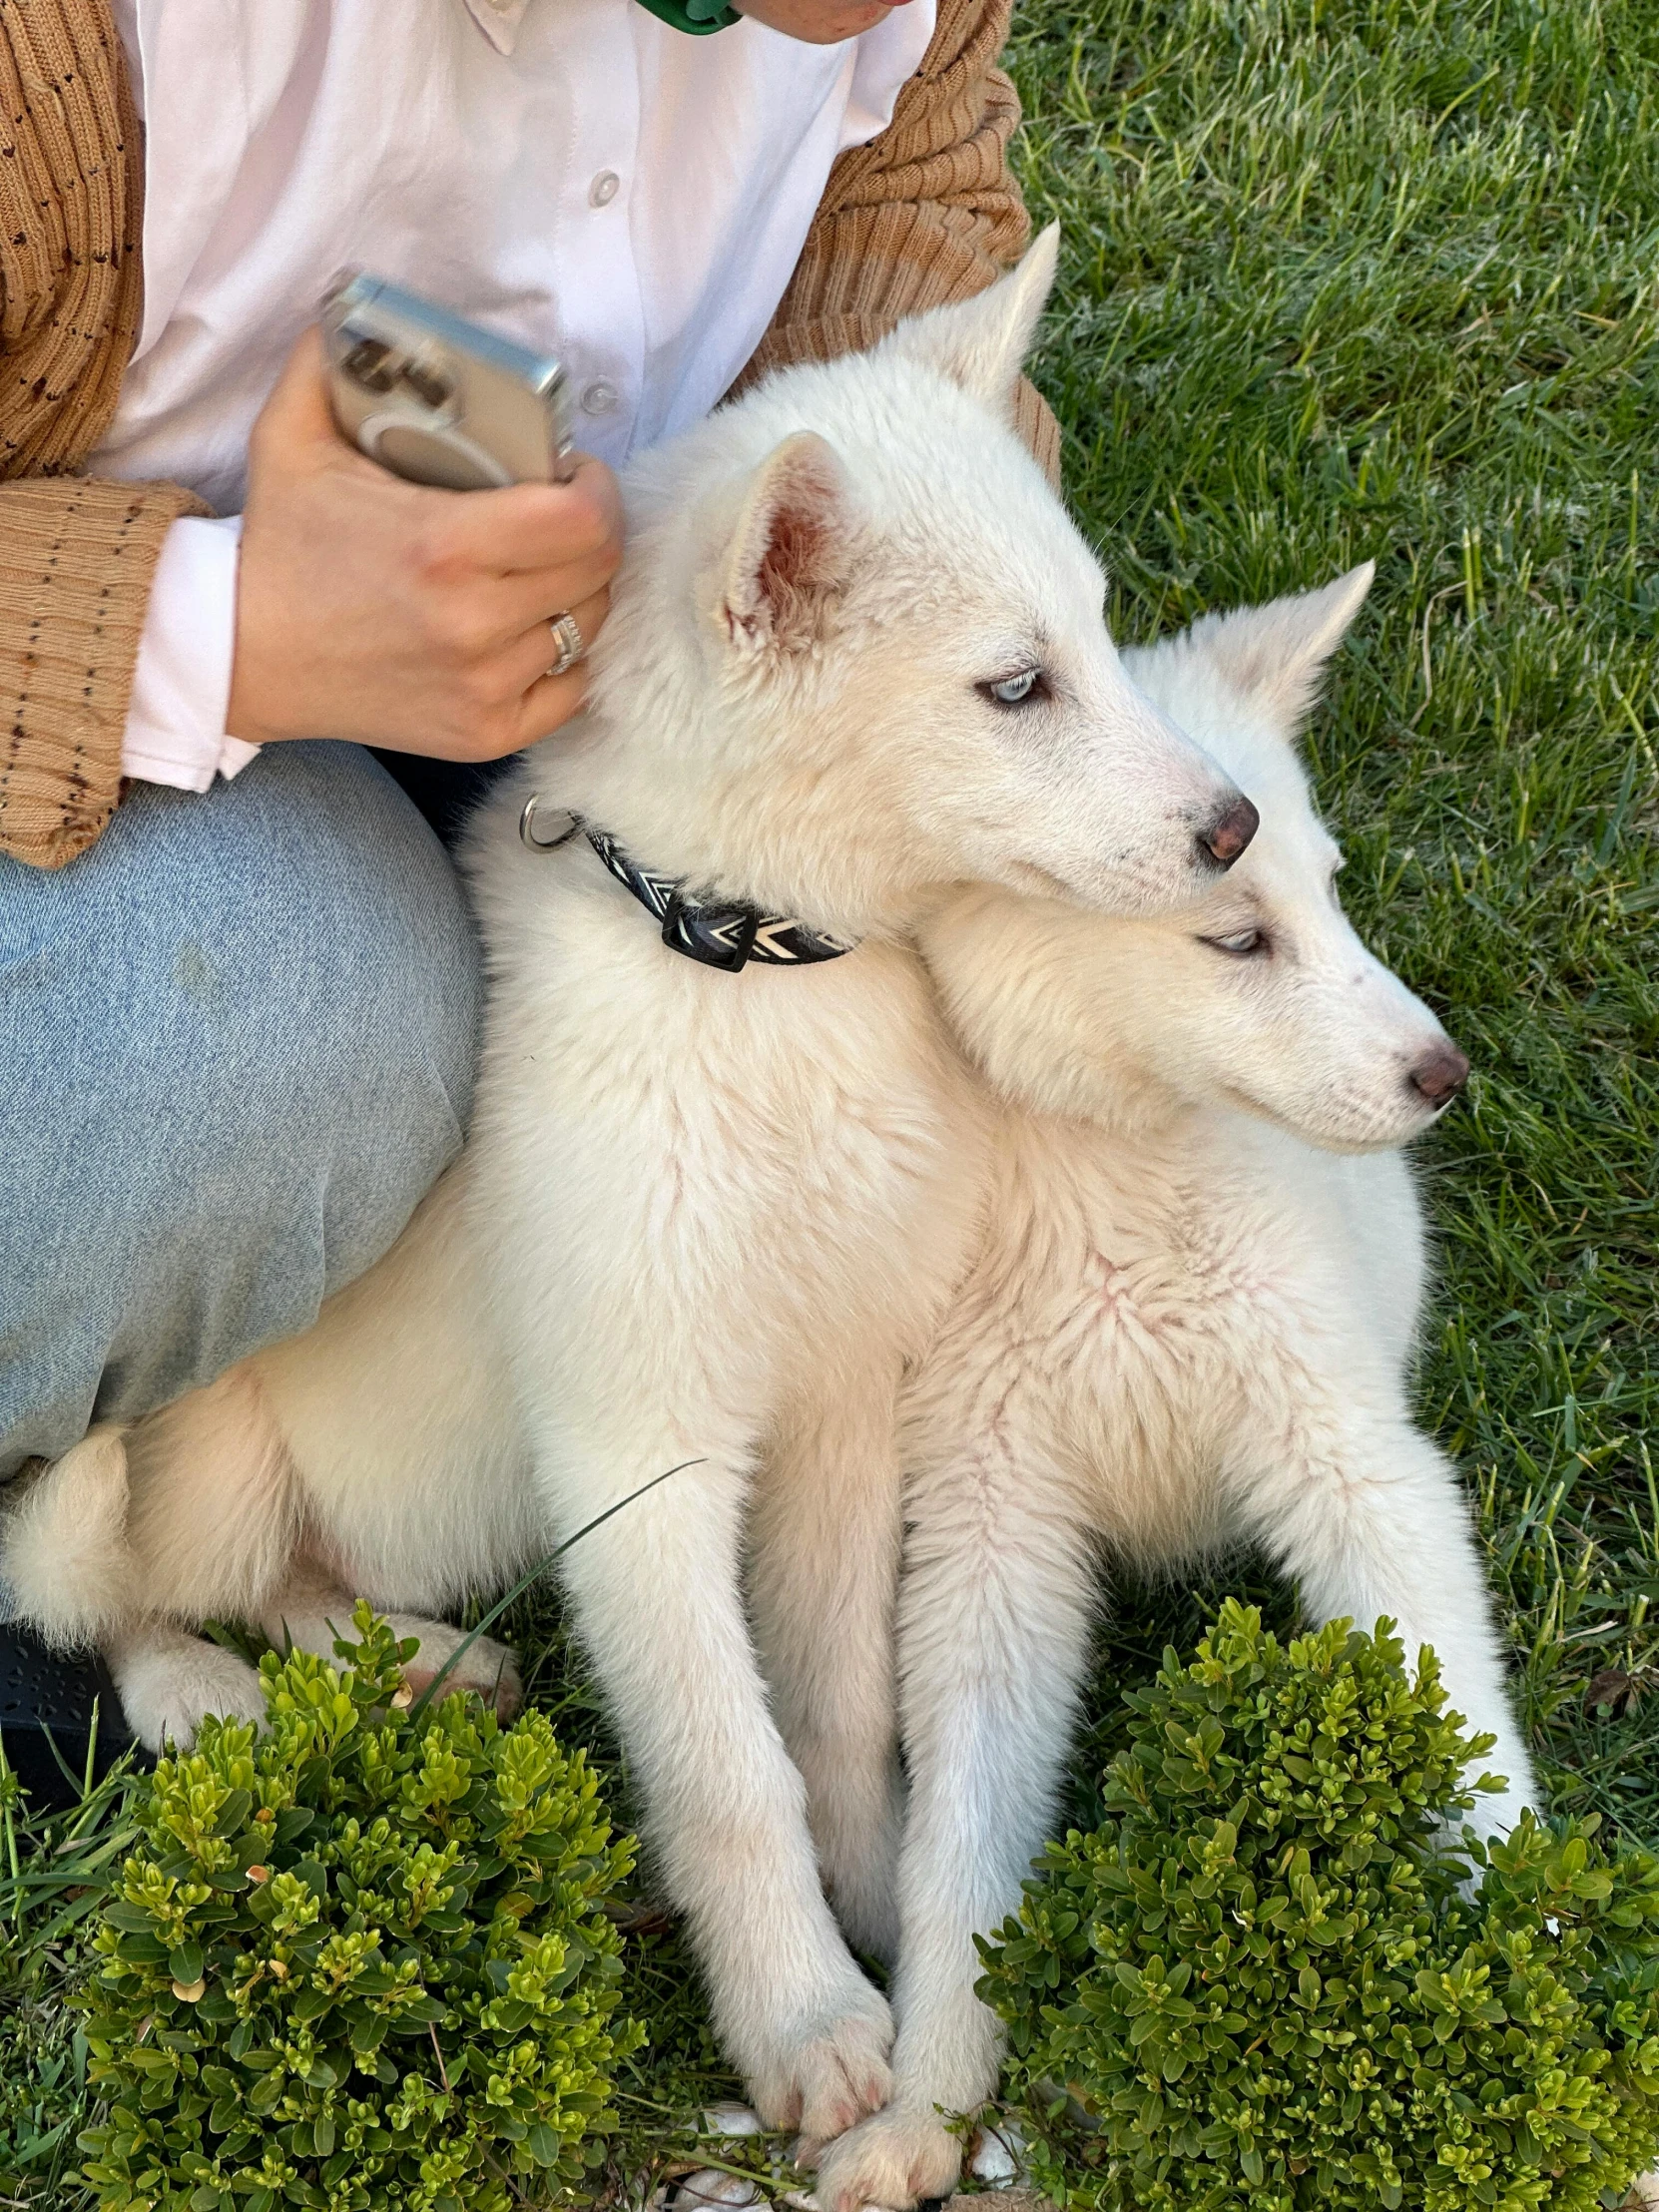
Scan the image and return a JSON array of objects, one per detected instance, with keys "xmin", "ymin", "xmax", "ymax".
[{"xmin": 321, "ymin": 273, "xmax": 576, "ymax": 491}]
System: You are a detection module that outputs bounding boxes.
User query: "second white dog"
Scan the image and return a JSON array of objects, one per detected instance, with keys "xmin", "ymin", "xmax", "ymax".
[{"xmin": 811, "ymin": 565, "xmax": 1540, "ymax": 2212}]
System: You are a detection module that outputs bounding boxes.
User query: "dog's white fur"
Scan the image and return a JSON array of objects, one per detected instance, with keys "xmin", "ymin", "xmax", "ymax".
[
  {"xmin": 810, "ymin": 567, "xmax": 1540, "ymax": 2212},
  {"xmin": 5, "ymin": 232, "xmax": 1260, "ymax": 2146}
]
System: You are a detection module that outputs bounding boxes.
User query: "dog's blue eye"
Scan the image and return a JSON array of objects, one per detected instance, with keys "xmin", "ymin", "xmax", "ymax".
[
  {"xmin": 983, "ymin": 670, "xmax": 1040, "ymax": 706},
  {"xmin": 1204, "ymin": 928, "xmax": 1267, "ymax": 957}
]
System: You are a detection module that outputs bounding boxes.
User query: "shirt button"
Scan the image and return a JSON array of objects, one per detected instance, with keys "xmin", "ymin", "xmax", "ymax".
[
  {"xmin": 580, "ymin": 378, "xmax": 619, "ymax": 415},
  {"xmin": 589, "ymin": 170, "xmax": 620, "ymax": 208}
]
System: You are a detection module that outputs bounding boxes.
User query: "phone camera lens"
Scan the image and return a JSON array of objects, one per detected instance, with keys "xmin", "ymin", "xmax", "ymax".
[
  {"xmin": 341, "ymin": 337, "xmax": 399, "ymax": 393},
  {"xmin": 399, "ymin": 359, "xmax": 454, "ymax": 413}
]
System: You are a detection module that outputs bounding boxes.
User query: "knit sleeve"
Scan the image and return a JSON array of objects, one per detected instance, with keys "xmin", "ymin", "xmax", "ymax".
[
  {"xmin": 0, "ymin": 478, "xmax": 211, "ymax": 867},
  {"xmin": 0, "ymin": 0, "xmax": 211, "ymax": 867},
  {"xmin": 735, "ymin": 0, "xmax": 1060, "ymax": 485}
]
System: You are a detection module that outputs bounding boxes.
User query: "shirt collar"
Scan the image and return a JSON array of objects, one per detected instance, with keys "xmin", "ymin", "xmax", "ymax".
[{"xmin": 459, "ymin": 0, "xmax": 533, "ymax": 54}]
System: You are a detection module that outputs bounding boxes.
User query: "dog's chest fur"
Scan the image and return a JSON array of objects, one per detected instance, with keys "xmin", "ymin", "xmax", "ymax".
[
  {"xmin": 470, "ymin": 851, "xmax": 993, "ymax": 1408},
  {"xmin": 905, "ymin": 1102, "xmax": 1422, "ymax": 1565}
]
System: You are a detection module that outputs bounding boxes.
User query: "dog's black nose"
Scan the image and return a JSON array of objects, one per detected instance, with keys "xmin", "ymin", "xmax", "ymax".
[
  {"xmin": 1409, "ymin": 1043, "xmax": 1470, "ymax": 1107},
  {"xmin": 1199, "ymin": 795, "xmax": 1259, "ymax": 867}
]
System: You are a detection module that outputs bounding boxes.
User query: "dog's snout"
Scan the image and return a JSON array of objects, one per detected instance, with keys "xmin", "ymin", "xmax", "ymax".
[
  {"xmin": 1199, "ymin": 795, "xmax": 1260, "ymax": 868},
  {"xmin": 1409, "ymin": 1043, "xmax": 1470, "ymax": 1109}
]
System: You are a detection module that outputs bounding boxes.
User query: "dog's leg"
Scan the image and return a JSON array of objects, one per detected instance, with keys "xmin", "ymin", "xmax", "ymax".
[
  {"xmin": 1232, "ymin": 1410, "xmax": 1538, "ymax": 1837},
  {"xmin": 258, "ymin": 1573, "xmax": 522, "ymax": 1715},
  {"xmin": 533, "ymin": 1415, "xmax": 893, "ymax": 2144},
  {"xmin": 106, "ymin": 1623, "xmax": 267, "ymax": 1753},
  {"xmin": 816, "ymin": 1432, "xmax": 1095, "ymax": 2212},
  {"xmin": 2, "ymin": 1419, "xmax": 274, "ymax": 1757},
  {"xmin": 750, "ymin": 1376, "xmax": 906, "ymax": 1962}
]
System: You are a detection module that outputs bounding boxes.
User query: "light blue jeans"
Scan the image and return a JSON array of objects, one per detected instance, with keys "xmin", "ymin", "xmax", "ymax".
[{"xmin": 0, "ymin": 743, "xmax": 482, "ymax": 1490}]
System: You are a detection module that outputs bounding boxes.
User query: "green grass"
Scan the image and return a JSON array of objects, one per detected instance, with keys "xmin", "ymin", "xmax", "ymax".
[
  {"xmin": 1002, "ymin": 0, "xmax": 1659, "ymax": 1838},
  {"xmin": 4, "ymin": 0, "xmax": 1656, "ymax": 2199},
  {"xmin": 1, "ymin": 1735, "xmax": 141, "ymax": 2209}
]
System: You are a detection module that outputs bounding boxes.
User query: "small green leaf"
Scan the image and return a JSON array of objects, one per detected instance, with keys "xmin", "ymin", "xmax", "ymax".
[
  {"xmin": 526, "ymin": 2122, "xmax": 561, "ymax": 2166},
  {"xmin": 169, "ymin": 1942, "xmax": 205, "ymax": 1987}
]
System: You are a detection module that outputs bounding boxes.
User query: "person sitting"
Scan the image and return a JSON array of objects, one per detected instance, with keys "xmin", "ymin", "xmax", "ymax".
[{"xmin": 0, "ymin": 0, "xmax": 1054, "ymax": 1631}]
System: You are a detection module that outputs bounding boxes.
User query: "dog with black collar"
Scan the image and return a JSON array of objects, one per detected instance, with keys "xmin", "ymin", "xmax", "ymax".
[{"xmin": 5, "ymin": 231, "xmax": 1252, "ymax": 2153}]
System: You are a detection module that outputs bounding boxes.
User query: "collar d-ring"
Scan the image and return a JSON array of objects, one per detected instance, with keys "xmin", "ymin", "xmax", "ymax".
[{"xmin": 519, "ymin": 794, "xmax": 583, "ymax": 851}]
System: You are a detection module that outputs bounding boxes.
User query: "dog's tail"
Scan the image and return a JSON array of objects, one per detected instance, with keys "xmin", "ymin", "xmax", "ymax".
[
  {"xmin": 4, "ymin": 1366, "xmax": 300, "ymax": 1648},
  {"xmin": 120, "ymin": 1366, "xmax": 300, "ymax": 1626},
  {"xmin": 2, "ymin": 1423, "xmax": 136, "ymax": 1649}
]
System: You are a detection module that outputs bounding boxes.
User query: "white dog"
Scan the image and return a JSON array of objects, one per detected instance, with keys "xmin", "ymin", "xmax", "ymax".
[
  {"xmin": 810, "ymin": 565, "xmax": 1540, "ymax": 2212},
  {"xmin": 5, "ymin": 231, "xmax": 1256, "ymax": 2145}
]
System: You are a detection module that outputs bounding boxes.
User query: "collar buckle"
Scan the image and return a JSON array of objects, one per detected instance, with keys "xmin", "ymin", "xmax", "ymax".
[{"xmin": 663, "ymin": 891, "xmax": 757, "ymax": 971}]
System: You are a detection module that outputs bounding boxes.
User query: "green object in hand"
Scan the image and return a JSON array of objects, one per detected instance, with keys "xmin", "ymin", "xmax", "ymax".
[{"xmin": 633, "ymin": 0, "xmax": 741, "ymax": 31}]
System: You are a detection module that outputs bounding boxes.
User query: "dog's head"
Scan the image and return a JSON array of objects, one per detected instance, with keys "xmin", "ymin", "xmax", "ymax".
[
  {"xmin": 920, "ymin": 567, "xmax": 1470, "ymax": 1154},
  {"xmin": 572, "ymin": 229, "xmax": 1252, "ymax": 938}
]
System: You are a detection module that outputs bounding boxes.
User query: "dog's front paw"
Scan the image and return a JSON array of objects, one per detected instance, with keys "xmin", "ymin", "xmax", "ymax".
[
  {"xmin": 114, "ymin": 1635, "xmax": 267, "ymax": 1754},
  {"xmin": 746, "ymin": 1978, "xmax": 894, "ymax": 2146},
  {"xmin": 388, "ymin": 1617, "xmax": 523, "ymax": 1716},
  {"xmin": 811, "ymin": 2102, "xmax": 963, "ymax": 2212}
]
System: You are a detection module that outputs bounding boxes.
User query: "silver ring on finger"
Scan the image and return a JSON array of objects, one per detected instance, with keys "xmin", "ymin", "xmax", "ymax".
[{"xmin": 545, "ymin": 610, "xmax": 586, "ymax": 679}]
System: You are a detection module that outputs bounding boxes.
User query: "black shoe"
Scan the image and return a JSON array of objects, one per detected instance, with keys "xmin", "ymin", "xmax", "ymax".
[{"xmin": 0, "ymin": 1621, "xmax": 137, "ymax": 1811}]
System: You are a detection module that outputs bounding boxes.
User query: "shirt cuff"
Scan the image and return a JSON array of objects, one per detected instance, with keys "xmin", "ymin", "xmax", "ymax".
[{"xmin": 121, "ymin": 513, "xmax": 262, "ymax": 793}]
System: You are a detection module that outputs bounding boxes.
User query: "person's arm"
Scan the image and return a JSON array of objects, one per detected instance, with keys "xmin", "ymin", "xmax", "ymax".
[
  {"xmin": 737, "ymin": 0, "xmax": 1060, "ymax": 484},
  {"xmin": 0, "ymin": 0, "xmax": 219, "ymax": 867},
  {"xmin": 0, "ymin": 480, "xmax": 214, "ymax": 867},
  {"xmin": 0, "ymin": 1, "xmax": 619, "ymax": 870}
]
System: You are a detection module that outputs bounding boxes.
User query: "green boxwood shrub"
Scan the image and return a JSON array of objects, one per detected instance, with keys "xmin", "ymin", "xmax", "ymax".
[
  {"xmin": 75, "ymin": 1606, "xmax": 643, "ymax": 2212},
  {"xmin": 977, "ymin": 1601, "xmax": 1659, "ymax": 2212}
]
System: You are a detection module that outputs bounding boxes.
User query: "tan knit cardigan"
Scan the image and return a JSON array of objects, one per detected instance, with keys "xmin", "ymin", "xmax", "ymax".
[{"xmin": 0, "ymin": 0, "xmax": 1051, "ymax": 868}]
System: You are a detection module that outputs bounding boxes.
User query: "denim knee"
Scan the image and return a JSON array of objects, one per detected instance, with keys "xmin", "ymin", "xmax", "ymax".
[{"xmin": 0, "ymin": 743, "xmax": 481, "ymax": 1476}]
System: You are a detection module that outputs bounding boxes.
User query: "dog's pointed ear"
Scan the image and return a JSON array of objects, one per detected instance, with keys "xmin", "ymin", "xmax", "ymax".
[
  {"xmin": 1130, "ymin": 563, "xmax": 1376, "ymax": 741},
  {"xmin": 878, "ymin": 224, "xmax": 1060, "ymax": 420},
  {"xmin": 720, "ymin": 430, "xmax": 849, "ymax": 653}
]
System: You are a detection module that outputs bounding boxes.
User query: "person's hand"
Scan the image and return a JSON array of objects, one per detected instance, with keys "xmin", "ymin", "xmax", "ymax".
[{"xmin": 226, "ymin": 327, "xmax": 622, "ymax": 761}]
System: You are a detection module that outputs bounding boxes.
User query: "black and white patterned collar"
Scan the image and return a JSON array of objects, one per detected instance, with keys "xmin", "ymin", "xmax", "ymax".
[{"xmin": 519, "ymin": 796, "xmax": 855, "ymax": 974}]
